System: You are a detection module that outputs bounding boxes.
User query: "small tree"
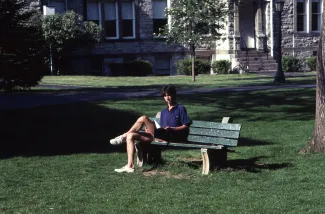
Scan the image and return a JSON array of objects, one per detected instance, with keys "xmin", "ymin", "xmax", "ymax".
[
  {"xmin": 0, "ymin": 0, "xmax": 47, "ymax": 91},
  {"xmin": 42, "ymin": 11, "xmax": 102, "ymax": 75},
  {"xmin": 162, "ymin": 0, "xmax": 227, "ymax": 81}
]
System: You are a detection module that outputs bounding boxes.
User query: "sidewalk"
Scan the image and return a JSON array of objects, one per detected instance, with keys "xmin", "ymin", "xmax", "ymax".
[{"xmin": 0, "ymin": 84, "xmax": 316, "ymax": 110}]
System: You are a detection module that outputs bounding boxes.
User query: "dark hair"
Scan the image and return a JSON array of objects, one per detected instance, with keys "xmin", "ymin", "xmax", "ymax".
[{"xmin": 160, "ymin": 85, "xmax": 176, "ymax": 97}]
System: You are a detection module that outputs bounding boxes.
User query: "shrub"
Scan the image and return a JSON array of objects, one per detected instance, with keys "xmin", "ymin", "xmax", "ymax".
[
  {"xmin": 211, "ymin": 60, "xmax": 231, "ymax": 74},
  {"xmin": 282, "ymin": 56, "xmax": 302, "ymax": 72},
  {"xmin": 305, "ymin": 57, "xmax": 317, "ymax": 71},
  {"xmin": 110, "ymin": 60, "xmax": 152, "ymax": 76},
  {"xmin": 176, "ymin": 58, "xmax": 211, "ymax": 75}
]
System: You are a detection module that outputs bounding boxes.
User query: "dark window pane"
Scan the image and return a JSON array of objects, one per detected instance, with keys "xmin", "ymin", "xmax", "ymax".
[
  {"xmin": 312, "ymin": 2, "xmax": 320, "ymax": 13},
  {"xmin": 122, "ymin": 20, "xmax": 133, "ymax": 37},
  {"xmin": 297, "ymin": 15, "xmax": 305, "ymax": 31},
  {"xmin": 297, "ymin": 2, "xmax": 305, "ymax": 14},
  {"xmin": 312, "ymin": 14, "xmax": 320, "ymax": 31},
  {"xmin": 105, "ymin": 20, "xmax": 117, "ymax": 37},
  {"xmin": 153, "ymin": 19, "xmax": 167, "ymax": 35}
]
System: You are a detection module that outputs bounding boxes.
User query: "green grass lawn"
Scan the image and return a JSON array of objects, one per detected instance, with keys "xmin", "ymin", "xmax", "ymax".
[
  {"xmin": 1, "ymin": 87, "xmax": 324, "ymax": 213},
  {"xmin": 32, "ymin": 73, "xmax": 317, "ymax": 93}
]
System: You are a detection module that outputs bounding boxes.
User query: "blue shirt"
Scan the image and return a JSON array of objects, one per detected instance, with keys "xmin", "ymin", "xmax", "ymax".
[{"xmin": 159, "ymin": 104, "xmax": 191, "ymax": 128}]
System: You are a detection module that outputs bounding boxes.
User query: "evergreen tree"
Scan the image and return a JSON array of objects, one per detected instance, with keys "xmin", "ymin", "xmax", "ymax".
[{"xmin": 0, "ymin": 0, "xmax": 47, "ymax": 91}]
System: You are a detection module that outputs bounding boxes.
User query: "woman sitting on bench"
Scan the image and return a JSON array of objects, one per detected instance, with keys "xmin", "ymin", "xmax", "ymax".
[{"xmin": 110, "ymin": 84, "xmax": 192, "ymax": 173}]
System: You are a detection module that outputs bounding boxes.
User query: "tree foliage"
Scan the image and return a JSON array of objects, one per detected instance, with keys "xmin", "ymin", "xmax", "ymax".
[
  {"xmin": 161, "ymin": 0, "xmax": 227, "ymax": 81},
  {"xmin": 0, "ymin": 0, "xmax": 47, "ymax": 91},
  {"xmin": 42, "ymin": 11, "xmax": 103, "ymax": 74}
]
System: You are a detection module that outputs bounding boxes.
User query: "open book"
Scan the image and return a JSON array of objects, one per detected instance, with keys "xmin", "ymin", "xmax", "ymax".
[{"xmin": 154, "ymin": 120, "xmax": 161, "ymax": 129}]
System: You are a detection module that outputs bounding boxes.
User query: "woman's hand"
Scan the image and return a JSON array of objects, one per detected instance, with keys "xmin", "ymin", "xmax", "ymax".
[{"xmin": 164, "ymin": 127, "xmax": 175, "ymax": 132}]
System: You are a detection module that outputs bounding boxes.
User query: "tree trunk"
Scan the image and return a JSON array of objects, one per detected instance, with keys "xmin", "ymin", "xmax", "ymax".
[
  {"xmin": 300, "ymin": 35, "xmax": 325, "ymax": 153},
  {"xmin": 191, "ymin": 45, "xmax": 196, "ymax": 82}
]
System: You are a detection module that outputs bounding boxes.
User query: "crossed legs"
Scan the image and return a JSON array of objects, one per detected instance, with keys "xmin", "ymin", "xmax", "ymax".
[{"xmin": 119, "ymin": 116, "xmax": 156, "ymax": 169}]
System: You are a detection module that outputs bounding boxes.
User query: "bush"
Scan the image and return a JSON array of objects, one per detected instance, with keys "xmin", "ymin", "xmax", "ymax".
[
  {"xmin": 176, "ymin": 58, "xmax": 211, "ymax": 75},
  {"xmin": 305, "ymin": 57, "xmax": 317, "ymax": 71},
  {"xmin": 282, "ymin": 56, "xmax": 302, "ymax": 72},
  {"xmin": 110, "ymin": 60, "xmax": 152, "ymax": 76},
  {"xmin": 211, "ymin": 60, "xmax": 231, "ymax": 74}
]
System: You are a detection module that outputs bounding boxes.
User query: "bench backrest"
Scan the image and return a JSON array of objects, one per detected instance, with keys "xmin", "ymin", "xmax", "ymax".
[{"xmin": 151, "ymin": 118, "xmax": 241, "ymax": 147}]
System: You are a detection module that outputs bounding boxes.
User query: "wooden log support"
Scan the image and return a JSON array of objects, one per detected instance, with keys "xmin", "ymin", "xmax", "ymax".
[{"xmin": 201, "ymin": 146, "xmax": 227, "ymax": 175}]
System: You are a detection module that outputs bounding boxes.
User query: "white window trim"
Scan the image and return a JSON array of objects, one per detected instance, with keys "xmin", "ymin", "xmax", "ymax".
[
  {"xmin": 122, "ymin": 1, "xmax": 136, "ymax": 39},
  {"xmin": 295, "ymin": 0, "xmax": 323, "ymax": 33},
  {"xmin": 105, "ymin": 1, "xmax": 119, "ymax": 40}
]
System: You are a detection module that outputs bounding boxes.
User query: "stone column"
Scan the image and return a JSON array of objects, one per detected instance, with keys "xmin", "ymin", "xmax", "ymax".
[{"xmin": 255, "ymin": 0, "xmax": 266, "ymax": 51}]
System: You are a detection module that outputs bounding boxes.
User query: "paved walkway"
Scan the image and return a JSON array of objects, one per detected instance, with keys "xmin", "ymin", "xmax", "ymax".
[{"xmin": 0, "ymin": 83, "xmax": 316, "ymax": 110}]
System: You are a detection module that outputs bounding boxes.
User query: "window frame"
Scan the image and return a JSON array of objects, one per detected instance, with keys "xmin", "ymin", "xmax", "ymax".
[
  {"xmin": 295, "ymin": 0, "xmax": 323, "ymax": 33},
  {"xmin": 310, "ymin": 0, "xmax": 322, "ymax": 32},
  {"xmin": 154, "ymin": 56, "xmax": 171, "ymax": 75},
  {"xmin": 104, "ymin": 0, "xmax": 119, "ymax": 39},
  {"xmin": 86, "ymin": 0, "xmax": 136, "ymax": 40},
  {"xmin": 121, "ymin": 0, "xmax": 136, "ymax": 39},
  {"xmin": 87, "ymin": 0, "xmax": 102, "ymax": 26},
  {"xmin": 152, "ymin": 0, "xmax": 168, "ymax": 37}
]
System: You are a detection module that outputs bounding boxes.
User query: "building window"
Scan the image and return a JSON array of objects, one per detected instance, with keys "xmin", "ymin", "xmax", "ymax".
[
  {"xmin": 121, "ymin": 0, "xmax": 135, "ymax": 38},
  {"xmin": 48, "ymin": 0, "xmax": 67, "ymax": 14},
  {"xmin": 153, "ymin": 0, "xmax": 167, "ymax": 36},
  {"xmin": 295, "ymin": 0, "xmax": 322, "ymax": 32},
  {"xmin": 104, "ymin": 0, "xmax": 118, "ymax": 38},
  {"xmin": 86, "ymin": 0, "xmax": 135, "ymax": 39},
  {"xmin": 155, "ymin": 56, "xmax": 170, "ymax": 75},
  {"xmin": 296, "ymin": 0, "xmax": 306, "ymax": 31},
  {"xmin": 311, "ymin": 0, "xmax": 322, "ymax": 31},
  {"xmin": 87, "ymin": 0, "xmax": 101, "ymax": 25}
]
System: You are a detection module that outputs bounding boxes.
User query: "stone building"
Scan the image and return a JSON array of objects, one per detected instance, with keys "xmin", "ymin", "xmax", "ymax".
[
  {"xmin": 30, "ymin": 0, "xmax": 322, "ymax": 75},
  {"xmin": 216, "ymin": 0, "xmax": 322, "ymax": 72}
]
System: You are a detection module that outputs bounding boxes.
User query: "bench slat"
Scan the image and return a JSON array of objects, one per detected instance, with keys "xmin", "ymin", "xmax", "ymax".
[
  {"xmin": 187, "ymin": 135, "xmax": 238, "ymax": 146},
  {"xmin": 191, "ymin": 120, "xmax": 241, "ymax": 131},
  {"xmin": 150, "ymin": 118, "xmax": 241, "ymax": 131},
  {"xmin": 190, "ymin": 127, "xmax": 240, "ymax": 139},
  {"xmin": 151, "ymin": 141, "xmax": 224, "ymax": 149}
]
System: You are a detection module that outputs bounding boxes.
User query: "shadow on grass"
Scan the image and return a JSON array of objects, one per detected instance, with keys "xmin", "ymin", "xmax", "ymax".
[
  {"xmin": 179, "ymin": 156, "xmax": 292, "ymax": 173},
  {"xmin": 226, "ymin": 156, "xmax": 293, "ymax": 173},
  {"xmin": 238, "ymin": 137, "xmax": 274, "ymax": 146},
  {"xmin": 183, "ymin": 88, "xmax": 315, "ymax": 122},
  {"xmin": 0, "ymin": 103, "xmax": 140, "ymax": 158}
]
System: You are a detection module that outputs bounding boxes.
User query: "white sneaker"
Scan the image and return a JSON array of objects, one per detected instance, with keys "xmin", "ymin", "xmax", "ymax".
[
  {"xmin": 110, "ymin": 135, "xmax": 126, "ymax": 145},
  {"xmin": 114, "ymin": 166, "xmax": 134, "ymax": 173}
]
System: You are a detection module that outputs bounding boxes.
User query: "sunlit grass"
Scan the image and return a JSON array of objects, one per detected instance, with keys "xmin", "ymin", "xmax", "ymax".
[
  {"xmin": 37, "ymin": 73, "xmax": 316, "ymax": 91},
  {"xmin": 1, "ymin": 87, "xmax": 323, "ymax": 213}
]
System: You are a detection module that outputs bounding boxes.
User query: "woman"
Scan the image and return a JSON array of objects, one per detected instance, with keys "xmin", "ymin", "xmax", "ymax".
[{"xmin": 110, "ymin": 85, "xmax": 191, "ymax": 173}]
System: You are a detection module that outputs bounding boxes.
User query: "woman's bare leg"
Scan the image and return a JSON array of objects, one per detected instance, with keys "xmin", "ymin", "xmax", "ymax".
[
  {"xmin": 123, "ymin": 116, "xmax": 156, "ymax": 138},
  {"xmin": 125, "ymin": 132, "xmax": 153, "ymax": 168}
]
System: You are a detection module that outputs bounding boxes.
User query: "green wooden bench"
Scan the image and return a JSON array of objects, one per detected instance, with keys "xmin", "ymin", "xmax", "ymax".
[{"xmin": 136, "ymin": 114, "xmax": 241, "ymax": 175}]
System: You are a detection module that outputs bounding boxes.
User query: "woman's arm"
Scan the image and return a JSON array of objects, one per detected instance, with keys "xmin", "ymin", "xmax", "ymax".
[{"xmin": 165, "ymin": 125, "xmax": 189, "ymax": 132}]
